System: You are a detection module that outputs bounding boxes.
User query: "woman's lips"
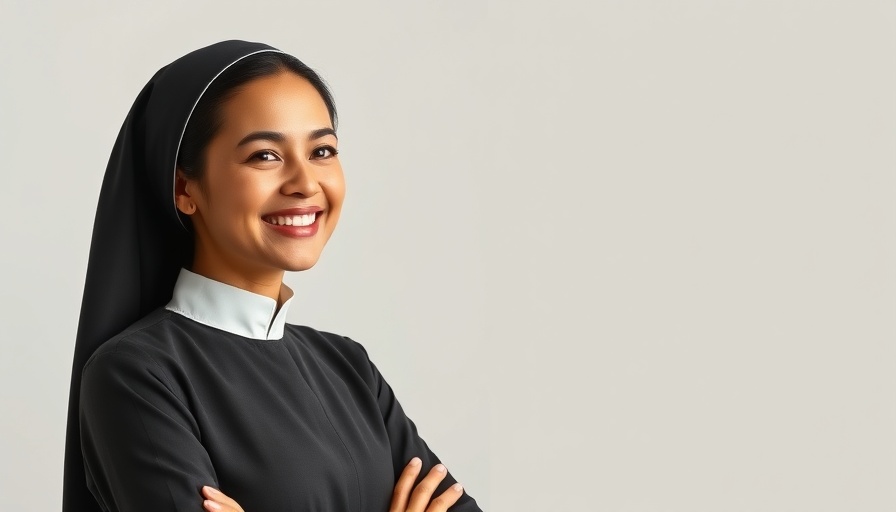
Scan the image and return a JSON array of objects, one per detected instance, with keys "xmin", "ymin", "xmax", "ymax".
[{"xmin": 262, "ymin": 211, "xmax": 321, "ymax": 237}]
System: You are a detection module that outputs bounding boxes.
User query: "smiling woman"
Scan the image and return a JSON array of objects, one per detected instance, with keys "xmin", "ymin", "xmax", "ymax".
[{"xmin": 62, "ymin": 40, "xmax": 482, "ymax": 512}]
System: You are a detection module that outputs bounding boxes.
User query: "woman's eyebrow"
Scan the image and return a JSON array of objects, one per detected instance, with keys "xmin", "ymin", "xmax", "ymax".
[
  {"xmin": 236, "ymin": 128, "xmax": 337, "ymax": 147},
  {"xmin": 237, "ymin": 130, "xmax": 285, "ymax": 146},
  {"xmin": 308, "ymin": 127, "xmax": 337, "ymax": 141}
]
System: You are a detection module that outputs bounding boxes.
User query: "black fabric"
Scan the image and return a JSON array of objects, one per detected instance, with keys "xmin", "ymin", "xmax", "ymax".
[{"xmin": 78, "ymin": 308, "xmax": 481, "ymax": 511}]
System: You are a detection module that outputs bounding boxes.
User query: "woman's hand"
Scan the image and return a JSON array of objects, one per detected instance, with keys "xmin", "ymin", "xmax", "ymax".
[
  {"xmin": 389, "ymin": 457, "xmax": 465, "ymax": 512},
  {"xmin": 202, "ymin": 485, "xmax": 245, "ymax": 512},
  {"xmin": 200, "ymin": 458, "xmax": 464, "ymax": 512}
]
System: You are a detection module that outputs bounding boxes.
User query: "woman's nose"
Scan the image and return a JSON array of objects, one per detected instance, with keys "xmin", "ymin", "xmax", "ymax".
[{"xmin": 281, "ymin": 159, "xmax": 322, "ymax": 197}]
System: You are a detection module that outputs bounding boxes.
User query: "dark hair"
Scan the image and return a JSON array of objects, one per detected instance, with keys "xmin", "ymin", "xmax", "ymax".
[{"xmin": 177, "ymin": 52, "xmax": 338, "ymax": 180}]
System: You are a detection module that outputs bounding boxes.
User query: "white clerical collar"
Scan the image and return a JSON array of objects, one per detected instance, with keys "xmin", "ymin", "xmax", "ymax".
[{"xmin": 164, "ymin": 268, "xmax": 293, "ymax": 340}]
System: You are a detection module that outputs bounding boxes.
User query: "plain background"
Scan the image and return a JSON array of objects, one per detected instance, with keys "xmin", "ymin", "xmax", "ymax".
[{"xmin": 1, "ymin": 1, "xmax": 894, "ymax": 510}]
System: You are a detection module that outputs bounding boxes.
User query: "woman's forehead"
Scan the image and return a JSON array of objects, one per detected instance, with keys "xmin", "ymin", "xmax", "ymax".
[{"xmin": 217, "ymin": 72, "xmax": 333, "ymax": 135}]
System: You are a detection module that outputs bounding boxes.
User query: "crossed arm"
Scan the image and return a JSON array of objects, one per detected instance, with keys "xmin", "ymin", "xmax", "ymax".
[
  {"xmin": 79, "ymin": 339, "xmax": 481, "ymax": 511},
  {"xmin": 202, "ymin": 457, "xmax": 465, "ymax": 512}
]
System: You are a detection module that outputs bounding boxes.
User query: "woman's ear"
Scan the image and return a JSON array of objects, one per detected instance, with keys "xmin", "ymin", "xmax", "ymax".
[{"xmin": 174, "ymin": 168, "xmax": 198, "ymax": 215}]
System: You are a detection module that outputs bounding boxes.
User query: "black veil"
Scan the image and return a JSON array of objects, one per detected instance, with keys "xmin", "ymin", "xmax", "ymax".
[{"xmin": 62, "ymin": 40, "xmax": 284, "ymax": 512}]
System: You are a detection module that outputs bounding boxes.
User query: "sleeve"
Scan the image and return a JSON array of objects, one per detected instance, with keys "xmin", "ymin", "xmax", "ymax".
[
  {"xmin": 347, "ymin": 337, "xmax": 484, "ymax": 512},
  {"xmin": 79, "ymin": 344, "xmax": 218, "ymax": 512}
]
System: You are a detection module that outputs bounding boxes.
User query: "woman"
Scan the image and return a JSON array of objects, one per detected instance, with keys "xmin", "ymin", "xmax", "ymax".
[{"xmin": 61, "ymin": 40, "xmax": 482, "ymax": 512}]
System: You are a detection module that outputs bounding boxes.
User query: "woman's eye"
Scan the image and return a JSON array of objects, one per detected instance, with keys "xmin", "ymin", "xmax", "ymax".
[
  {"xmin": 250, "ymin": 150, "xmax": 280, "ymax": 162},
  {"xmin": 312, "ymin": 146, "xmax": 338, "ymax": 159}
]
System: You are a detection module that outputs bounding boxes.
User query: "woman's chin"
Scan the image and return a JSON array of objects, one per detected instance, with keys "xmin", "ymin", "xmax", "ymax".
[{"xmin": 279, "ymin": 254, "xmax": 322, "ymax": 272}]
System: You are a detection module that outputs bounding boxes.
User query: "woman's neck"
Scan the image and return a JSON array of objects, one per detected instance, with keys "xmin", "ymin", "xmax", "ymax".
[{"xmin": 189, "ymin": 255, "xmax": 286, "ymax": 305}]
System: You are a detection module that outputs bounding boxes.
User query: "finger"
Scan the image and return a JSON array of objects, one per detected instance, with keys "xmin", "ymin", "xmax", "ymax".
[
  {"xmin": 389, "ymin": 457, "xmax": 423, "ymax": 512},
  {"xmin": 425, "ymin": 483, "xmax": 465, "ymax": 512},
  {"xmin": 203, "ymin": 498, "xmax": 243, "ymax": 512},
  {"xmin": 406, "ymin": 464, "xmax": 449, "ymax": 512},
  {"xmin": 203, "ymin": 499, "xmax": 229, "ymax": 512},
  {"xmin": 202, "ymin": 486, "xmax": 245, "ymax": 512}
]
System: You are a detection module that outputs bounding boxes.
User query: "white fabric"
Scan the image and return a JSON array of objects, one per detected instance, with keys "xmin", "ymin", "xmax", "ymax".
[{"xmin": 165, "ymin": 268, "xmax": 293, "ymax": 340}]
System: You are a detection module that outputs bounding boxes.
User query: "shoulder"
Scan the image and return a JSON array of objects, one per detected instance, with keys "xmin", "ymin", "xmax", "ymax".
[
  {"xmin": 284, "ymin": 323, "xmax": 378, "ymax": 381},
  {"xmin": 81, "ymin": 308, "xmax": 184, "ymax": 387},
  {"xmin": 285, "ymin": 323, "xmax": 369, "ymax": 356}
]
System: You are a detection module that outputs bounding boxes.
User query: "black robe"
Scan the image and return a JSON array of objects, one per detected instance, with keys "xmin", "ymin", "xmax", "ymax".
[{"xmin": 79, "ymin": 306, "xmax": 481, "ymax": 511}]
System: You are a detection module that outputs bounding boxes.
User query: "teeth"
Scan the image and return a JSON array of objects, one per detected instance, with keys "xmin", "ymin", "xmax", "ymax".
[{"xmin": 266, "ymin": 213, "xmax": 317, "ymax": 226}]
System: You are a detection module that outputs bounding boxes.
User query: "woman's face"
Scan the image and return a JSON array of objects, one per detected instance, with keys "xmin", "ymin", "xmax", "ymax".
[{"xmin": 177, "ymin": 71, "xmax": 344, "ymax": 279}]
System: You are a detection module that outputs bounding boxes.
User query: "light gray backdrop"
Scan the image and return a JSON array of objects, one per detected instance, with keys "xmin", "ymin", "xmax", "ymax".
[{"xmin": 1, "ymin": 1, "xmax": 894, "ymax": 510}]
